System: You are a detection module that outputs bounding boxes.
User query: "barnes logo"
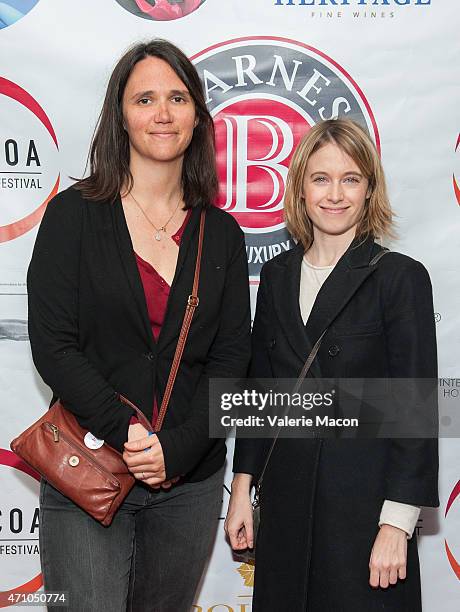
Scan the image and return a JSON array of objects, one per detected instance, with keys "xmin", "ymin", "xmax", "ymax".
[{"xmin": 193, "ymin": 37, "xmax": 379, "ymax": 277}]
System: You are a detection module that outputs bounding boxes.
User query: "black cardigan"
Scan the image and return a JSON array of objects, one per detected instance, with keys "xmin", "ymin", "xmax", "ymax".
[{"xmin": 27, "ymin": 187, "xmax": 251, "ymax": 482}]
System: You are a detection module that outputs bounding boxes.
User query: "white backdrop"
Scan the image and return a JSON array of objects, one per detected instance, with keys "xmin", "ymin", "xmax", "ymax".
[{"xmin": 0, "ymin": 0, "xmax": 459, "ymax": 610}]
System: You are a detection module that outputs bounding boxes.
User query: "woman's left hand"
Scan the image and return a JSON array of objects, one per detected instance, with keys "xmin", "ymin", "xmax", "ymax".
[
  {"xmin": 369, "ymin": 524, "xmax": 408, "ymax": 588},
  {"xmin": 123, "ymin": 434, "xmax": 168, "ymax": 488}
]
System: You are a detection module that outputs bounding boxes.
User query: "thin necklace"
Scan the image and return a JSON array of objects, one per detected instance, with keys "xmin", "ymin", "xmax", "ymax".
[{"xmin": 129, "ymin": 191, "xmax": 182, "ymax": 241}]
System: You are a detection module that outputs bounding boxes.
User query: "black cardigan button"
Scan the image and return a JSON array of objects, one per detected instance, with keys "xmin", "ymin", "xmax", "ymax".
[
  {"xmin": 328, "ymin": 345, "xmax": 340, "ymax": 357},
  {"xmin": 145, "ymin": 352, "xmax": 155, "ymax": 361},
  {"xmin": 270, "ymin": 338, "xmax": 276, "ymax": 349}
]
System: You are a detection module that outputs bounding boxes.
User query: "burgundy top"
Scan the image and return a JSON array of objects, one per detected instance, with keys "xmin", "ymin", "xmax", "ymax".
[{"xmin": 130, "ymin": 209, "xmax": 192, "ymax": 429}]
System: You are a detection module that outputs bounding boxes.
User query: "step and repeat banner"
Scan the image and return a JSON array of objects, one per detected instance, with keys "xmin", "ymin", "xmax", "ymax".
[{"xmin": 0, "ymin": 0, "xmax": 459, "ymax": 610}]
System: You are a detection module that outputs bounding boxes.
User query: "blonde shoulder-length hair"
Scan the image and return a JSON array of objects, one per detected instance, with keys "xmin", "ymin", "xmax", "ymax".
[{"xmin": 284, "ymin": 119, "xmax": 395, "ymax": 251}]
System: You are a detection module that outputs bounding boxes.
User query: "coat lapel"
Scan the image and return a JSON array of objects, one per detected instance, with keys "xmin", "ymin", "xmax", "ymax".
[
  {"xmin": 272, "ymin": 235, "xmax": 382, "ymax": 369},
  {"xmin": 305, "ymin": 236, "xmax": 378, "ymax": 341},
  {"xmin": 271, "ymin": 242, "xmax": 310, "ymax": 364}
]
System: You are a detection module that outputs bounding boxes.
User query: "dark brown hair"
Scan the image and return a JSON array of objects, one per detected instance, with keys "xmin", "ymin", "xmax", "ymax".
[{"xmin": 74, "ymin": 39, "xmax": 218, "ymax": 207}]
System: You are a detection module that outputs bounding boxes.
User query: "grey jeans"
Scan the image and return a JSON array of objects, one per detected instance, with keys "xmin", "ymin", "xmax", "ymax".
[{"xmin": 39, "ymin": 466, "xmax": 224, "ymax": 612}]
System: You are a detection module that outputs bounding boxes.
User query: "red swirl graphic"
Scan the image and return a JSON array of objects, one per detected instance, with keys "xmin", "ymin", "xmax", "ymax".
[
  {"xmin": 0, "ymin": 176, "xmax": 60, "ymax": 243},
  {"xmin": 0, "ymin": 449, "xmax": 42, "ymax": 608},
  {"xmin": 0, "ymin": 77, "xmax": 60, "ymax": 242},
  {"xmin": 0, "ymin": 78, "xmax": 57, "ymax": 147},
  {"xmin": 444, "ymin": 479, "xmax": 460, "ymax": 580},
  {"xmin": 454, "ymin": 134, "xmax": 460, "ymax": 207}
]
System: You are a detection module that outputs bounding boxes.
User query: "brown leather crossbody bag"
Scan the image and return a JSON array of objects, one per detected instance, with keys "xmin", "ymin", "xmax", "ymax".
[{"xmin": 11, "ymin": 209, "xmax": 206, "ymax": 526}]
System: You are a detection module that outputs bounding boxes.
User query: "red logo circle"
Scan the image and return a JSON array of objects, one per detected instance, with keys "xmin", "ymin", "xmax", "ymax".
[{"xmin": 0, "ymin": 77, "xmax": 59, "ymax": 243}]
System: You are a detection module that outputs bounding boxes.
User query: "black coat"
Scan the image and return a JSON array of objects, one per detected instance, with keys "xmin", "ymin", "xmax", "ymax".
[
  {"xmin": 27, "ymin": 187, "xmax": 251, "ymax": 482},
  {"xmin": 233, "ymin": 236, "xmax": 439, "ymax": 611}
]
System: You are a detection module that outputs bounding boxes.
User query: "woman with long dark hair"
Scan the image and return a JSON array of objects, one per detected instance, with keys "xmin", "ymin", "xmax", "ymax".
[
  {"xmin": 225, "ymin": 119, "xmax": 438, "ymax": 611},
  {"xmin": 28, "ymin": 39, "xmax": 250, "ymax": 611}
]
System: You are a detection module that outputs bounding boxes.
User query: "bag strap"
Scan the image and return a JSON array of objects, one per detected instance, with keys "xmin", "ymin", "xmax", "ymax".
[
  {"xmin": 154, "ymin": 208, "xmax": 206, "ymax": 432},
  {"xmin": 369, "ymin": 247, "xmax": 389, "ymax": 266},
  {"xmin": 253, "ymin": 246, "xmax": 391, "ymax": 500},
  {"xmin": 253, "ymin": 329, "xmax": 327, "ymax": 503},
  {"xmin": 119, "ymin": 394, "xmax": 153, "ymax": 431},
  {"xmin": 119, "ymin": 209, "xmax": 206, "ymax": 434}
]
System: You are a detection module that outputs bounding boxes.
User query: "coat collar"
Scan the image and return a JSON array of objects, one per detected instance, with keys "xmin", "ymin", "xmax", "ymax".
[
  {"xmin": 272, "ymin": 234, "xmax": 382, "ymax": 368},
  {"xmin": 111, "ymin": 195, "xmax": 202, "ymax": 352}
]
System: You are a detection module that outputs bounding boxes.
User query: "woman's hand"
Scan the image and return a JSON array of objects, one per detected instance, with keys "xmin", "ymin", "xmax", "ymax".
[
  {"xmin": 123, "ymin": 433, "xmax": 169, "ymax": 488},
  {"xmin": 369, "ymin": 524, "xmax": 408, "ymax": 588},
  {"xmin": 126, "ymin": 424, "xmax": 179, "ymax": 489},
  {"xmin": 225, "ymin": 474, "xmax": 254, "ymax": 550}
]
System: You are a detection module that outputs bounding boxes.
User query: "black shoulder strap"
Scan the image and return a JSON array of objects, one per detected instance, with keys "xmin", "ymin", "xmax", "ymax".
[{"xmin": 369, "ymin": 247, "xmax": 390, "ymax": 266}]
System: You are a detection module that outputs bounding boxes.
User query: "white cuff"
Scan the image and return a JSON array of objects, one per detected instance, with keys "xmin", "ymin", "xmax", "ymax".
[{"xmin": 379, "ymin": 500, "xmax": 421, "ymax": 539}]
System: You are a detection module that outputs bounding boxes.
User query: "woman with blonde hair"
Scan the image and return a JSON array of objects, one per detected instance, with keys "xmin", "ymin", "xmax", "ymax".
[{"xmin": 225, "ymin": 118, "xmax": 438, "ymax": 611}]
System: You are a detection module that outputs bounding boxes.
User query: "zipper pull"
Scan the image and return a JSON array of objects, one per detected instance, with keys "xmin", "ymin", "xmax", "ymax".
[{"xmin": 50, "ymin": 424, "xmax": 59, "ymax": 442}]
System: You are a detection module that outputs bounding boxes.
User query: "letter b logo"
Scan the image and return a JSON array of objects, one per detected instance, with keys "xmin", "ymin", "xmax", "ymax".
[{"xmin": 214, "ymin": 99, "xmax": 310, "ymax": 231}]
